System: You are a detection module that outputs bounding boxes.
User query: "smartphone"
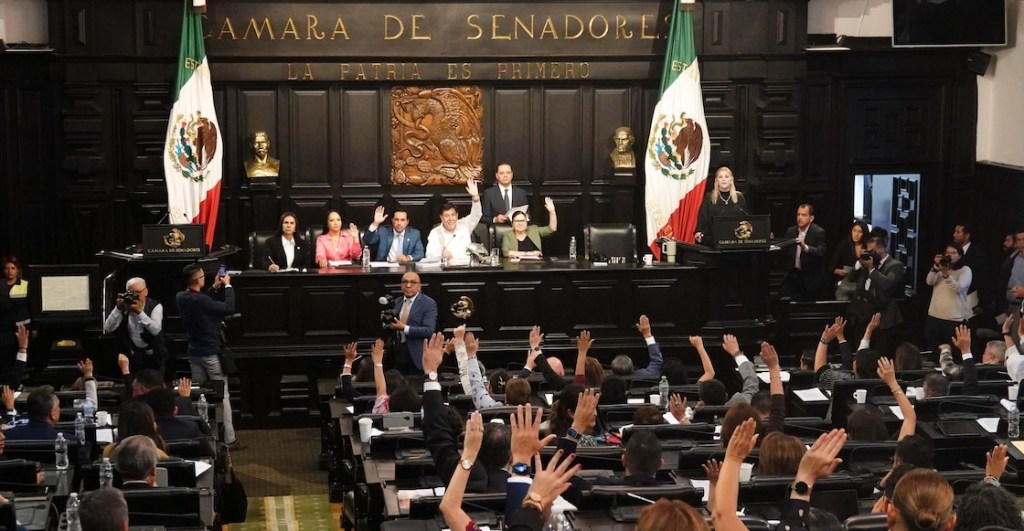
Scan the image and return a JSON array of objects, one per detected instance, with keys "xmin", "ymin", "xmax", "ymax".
[{"xmin": 218, "ymin": 265, "xmax": 227, "ymax": 277}]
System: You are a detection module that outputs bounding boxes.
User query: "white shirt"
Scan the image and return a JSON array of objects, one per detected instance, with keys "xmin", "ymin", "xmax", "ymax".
[
  {"xmin": 103, "ymin": 303, "xmax": 163, "ymax": 348},
  {"xmin": 281, "ymin": 236, "xmax": 296, "ymax": 268},
  {"xmin": 426, "ymin": 200, "xmax": 483, "ymax": 264}
]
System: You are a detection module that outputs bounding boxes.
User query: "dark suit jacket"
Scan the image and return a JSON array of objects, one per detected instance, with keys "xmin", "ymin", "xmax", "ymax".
[
  {"xmin": 848, "ymin": 256, "xmax": 906, "ymax": 328},
  {"xmin": 395, "ymin": 293, "xmax": 437, "ymax": 371},
  {"xmin": 363, "ymin": 226, "xmax": 424, "ymax": 262},
  {"xmin": 422, "ymin": 387, "xmax": 506, "ymax": 493},
  {"xmin": 783, "ymin": 223, "xmax": 828, "ymax": 290},
  {"xmin": 481, "ymin": 185, "xmax": 529, "ymax": 225},
  {"xmin": 260, "ymin": 234, "xmax": 310, "ymax": 270},
  {"xmin": 120, "ymin": 481, "xmax": 154, "ymax": 490},
  {"xmin": 959, "ymin": 242, "xmax": 988, "ymax": 302},
  {"xmin": 3, "ymin": 420, "xmax": 59, "ymax": 440},
  {"xmin": 155, "ymin": 414, "xmax": 202, "ymax": 442}
]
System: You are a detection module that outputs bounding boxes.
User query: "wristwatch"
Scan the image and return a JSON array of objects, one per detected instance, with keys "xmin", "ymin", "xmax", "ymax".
[
  {"xmin": 790, "ymin": 480, "xmax": 812, "ymax": 496},
  {"xmin": 521, "ymin": 491, "xmax": 544, "ymax": 511},
  {"xmin": 566, "ymin": 427, "xmax": 581, "ymax": 440},
  {"xmin": 512, "ymin": 462, "xmax": 530, "ymax": 476},
  {"xmin": 460, "ymin": 459, "xmax": 473, "ymax": 471},
  {"xmin": 426, "ymin": 371, "xmax": 438, "ymax": 382}
]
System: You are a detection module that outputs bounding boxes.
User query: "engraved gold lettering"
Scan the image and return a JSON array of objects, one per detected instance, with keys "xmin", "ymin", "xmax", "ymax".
[
  {"xmin": 372, "ymin": 63, "xmax": 382, "ymax": 78},
  {"xmin": 410, "ymin": 63, "xmax": 422, "ymax": 79},
  {"xmin": 588, "ymin": 15, "xmax": 609, "ymax": 39},
  {"xmin": 307, "ymin": 15, "xmax": 325, "ymax": 40},
  {"xmin": 579, "ymin": 62, "xmax": 590, "ymax": 78},
  {"xmin": 447, "ymin": 63, "xmax": 472, "ymax": 80},
  {"xmin": 491, "ymin": 14, "xmax": 511, "ymax": 40},
  {"xmin": 564, "ymin": 62, "xmax": 575, "ymax": 78},
  {"xmin": 218, "ymin": 17, "xmax": 237, "ymax": 40},
  {"xmin": 243, "ymin": 17, "xmax": 275, "ymax": 40},
  {"xmin": 282, "ymin": 17, "xmax": 300, "ymax": 40},
  {"xmin": 466, "ymin": 14, "xmax": 483, "ymax": 40},
  {"xmin": 410, "ymin": 14, "xmax": 431, "ymax": 40},
  {"xmin": 615, "ymin": 15, "xmax": 632, "ymax": 39},
  {"xmin": 332, "ymin": 17, "xmax": 350, "ymax": 40},
  {"xmin": 551, "ymin": 62, "xmax": 561, "ymax": 78},
  {"xmin": 384, "ymin": 15, "xmax": 404, "ymax": 40},
  {"xmin": 288, "ymin": 63, "xmax": 298, "ymax": 80},
  {"xmin": 356, "ymin": 64, "xmax": 367, "ymax": 80},
  {"xmin": 564, "ymin": 15, "xmax": 584, "ymax": 40},
  {"xmin": 534, "ymin": 62, "xmax": 547, "ymax": 77},
  {"xmin": 511, "ymin": 63, "xmax": 522, "ymax": 79},
  {"xmin": 641, "ymin": 14, "xmax": 657, "ymax": 39},
  {"xmin": 514, "ymin": 15, "xmax": 534, "ymax": 39},
  {"xmin": 302, "ymin": 63, "xmax": 314, "ymax": 80},
  {"xmin": 496, "ymin": 63, "xmax": 508, "ymax": 79},
  {"xmin": 386, "ymin": 63, "xmax": 398, "ymax": 80},
  {"xmin": 340, "ymin": 64, "xmax": 351, "ymax": 80},
  {"xmin": 540, "ymin": 17, "xmax": 558, "ymax": 39}
]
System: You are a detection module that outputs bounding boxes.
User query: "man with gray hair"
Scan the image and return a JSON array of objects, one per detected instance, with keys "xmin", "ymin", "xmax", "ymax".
[
  {"xmin": 80, "ymin": 487, "xmax": 129, "ymax": 531},
  {"xmin": 114, "ymin": 434, "xmax": 158, "ymax": 488},
  {"xmin": 609, "ymin": 315, "xmax": 664, "ymax": 379},
  {"xmin": 103, "ymin": 277, "xmax": 168, "ymax": 376}
]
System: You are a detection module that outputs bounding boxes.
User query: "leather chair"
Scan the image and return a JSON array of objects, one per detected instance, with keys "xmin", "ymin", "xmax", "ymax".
[
  {"xmin": 472, "ymin": 222, "xmax": 492, "ymax": 250},
  {"xmin": 492, "ymin": 223, "xmax": 513, "ymax": 254},
  {"xmin": 248, "ymin": 230, "xmax": 277, "ymax": 269},
  {"xmin": 305, "ymin": 224, "xmax": 324, "ymax": 247},
  {"xmin": 584, "ymin": 223, "xmax": 637, "ymax": 261},
  {"xmin": 843, "ymin": 513, "xmax": 888, "ymax": 531}
]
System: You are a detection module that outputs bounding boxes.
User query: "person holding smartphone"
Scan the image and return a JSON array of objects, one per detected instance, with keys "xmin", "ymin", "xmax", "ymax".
[{"xmin": 176, "ymin": 263, "xmax": 243, "ymax": 450}]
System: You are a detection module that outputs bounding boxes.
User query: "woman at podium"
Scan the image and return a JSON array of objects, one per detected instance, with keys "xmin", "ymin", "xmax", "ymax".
[{"xmin": 694, "ymin": 166, "xmax": 749, "ymax": 245}]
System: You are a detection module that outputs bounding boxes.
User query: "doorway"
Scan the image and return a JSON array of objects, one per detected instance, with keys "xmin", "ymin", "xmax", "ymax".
[{"xmin": 853, "ymin": 173, "xmax": 919, "ymax": 296}]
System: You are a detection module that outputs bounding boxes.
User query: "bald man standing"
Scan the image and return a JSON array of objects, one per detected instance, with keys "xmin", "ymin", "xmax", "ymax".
[{"xmin": 388, "ymin": 272, "xmax": 438, "ymax": 373}]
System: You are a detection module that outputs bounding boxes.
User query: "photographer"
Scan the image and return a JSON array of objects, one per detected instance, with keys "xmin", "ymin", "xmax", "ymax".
[
  {"xmin": 925, "ymin": 243, "xmax": 972, "ymax": 353},
  {"xmin": 103, "ymin": 277, "xmax": 168, "ymax": 377},
  {"xmin": 387, "ymin": 271, "xmax": 437, "ymax": 374},
  {"xmin": 846, "ymin": 236, "xmax": 906, "ymax": 355}
]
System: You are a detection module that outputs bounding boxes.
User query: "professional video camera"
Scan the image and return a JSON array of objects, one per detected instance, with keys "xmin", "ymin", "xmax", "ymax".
[{"xmin": 379, "ymin": 294, "xmax": 397, "ymax": 328}]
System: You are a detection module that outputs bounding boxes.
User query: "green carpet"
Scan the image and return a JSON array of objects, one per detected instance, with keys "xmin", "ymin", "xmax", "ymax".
[{"xmin": 228, "ymin": 495, "xmax": 340, "ymax": 531}]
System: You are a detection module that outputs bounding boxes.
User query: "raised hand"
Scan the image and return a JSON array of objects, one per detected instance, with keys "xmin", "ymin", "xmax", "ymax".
[
  {"xmin": 15, "ymin": 323, "xmax": 28, "ymax": 350},
  {"xmin": 422, "ymin": 333, "xmax": 445, "ymax": 373},
  {"xmin": 796, "ymin": 429, "xmax": 847, "ymax": 484},
  {"xmin": 636, "ymin": 315, "xmax": 652, "ymax": 338},
  {"xmin": 834, "ymin": 316, "xmax": 847, "ymax": 341},
  {"xmin": 511, "ymin": 405, "xmax": 556, "ymax": 464},
  {"xmin": 669, "ymin": 393, "xmax": 690, "ymax": 424},
  {"xmin": 373, "ymin": 206, "xmax": 388, "ymax": 226},
  {"xmin": 877, "ymin": 356, "xmax": 896, "ymax": 388},
  {"xmin": 821, "ymin": 321, "xmax": 840, "ymax": 342},
  {"xmin": 952, "ymin": 324, "xmax": 971, "ymax": 354},
  {"xmin": 371, "ymin": 338, "xmax": 385, "ymax": 365},
  {"xmin": 465, "ymin": 331, "xmax": 479, "ymax": 357},
  {"xmin": 544, "ymin": 197, "xmax": 555, "ymax": 212},
  {"xmin": 348, "ymin": 223, "xmax": 360, "ymax": 240},
  {"xmin": 343, "ymin": 342, "xmax": 357, "ymax": 365},
  {"xmin": 986, "ymin": 444, "xmax": 1009, "ymax": 480},
  {"xmin": 453, "ymin": 324, "xmax": 466, "ymax": 342},
  {"xmin": 77, "ymin": 358, "xmax": 94, "ymax": 378},
  {"xmin": 702, "ymin": 458, "xmax": 722, "ymax": 484},
  {"xmin": 177, "ymin": 377, "xmax": 192, "ymax": 397},
  {"xmin": 867, "ymin": 312, "xmax": 882, "ymax": 333},
  {"xmin": 526, "ymin": 450, "xmax": 581, "ymax": 512},
  {"xmin": 465, "ymin": 178, "xmax": 479, "ymax": 198},
  {"xmin": 689, "ymin": 335, "xmax": 704, "ymax": 348},
  {"xmin": 1, "ymin": 385, "xmax": 14, "ymax": 410},
  {"xmin": 117, "ymin": 353, "xmax": 130, "ymax": 375},
  {"xmin": 463, "ymin": 411, "xmax": 483, "ymax": 461},
  {"xmin": 529, "ymin": 325, "xmax": 544, "ymax": 350},
  {"xmin": 725, "ymin": 417, "xmax": 759, "ymax": 462},
  {"xmin": 577, "ymin": 330, "xmax": 593, "ymax": 353},
  {"xmin": 722, "ymin": 334, "xmax": 740, "ymax": 356},
  {"xmin": 760, "ymin": 342, "xmax": 779, "ymax": 370},
  {"xmin": 571, "ymin": 388, "xmax": 599, "ymax": 433}
]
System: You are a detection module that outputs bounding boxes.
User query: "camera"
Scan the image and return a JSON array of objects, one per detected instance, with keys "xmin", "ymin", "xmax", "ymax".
[
  {"xmin": 859, "ymin": 249, "xmax": 876, "ymax": 262},
  {"xmin": 378, "ymin": 294, "xmax": 397, "ymax": 328},
  {"xmin": 120, "ymin": 291, "xmax": 138, "ymax": 306},
  {"xmin": 939, "ymin": 255, "xmax": 951, "ymax": 268}
]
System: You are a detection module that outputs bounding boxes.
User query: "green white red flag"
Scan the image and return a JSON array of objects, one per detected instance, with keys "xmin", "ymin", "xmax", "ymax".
[
  {"xmin": 644, "ymin": 2, "xmax": 711, "ymax": 255},
  {"xmin": 164, "ymin": 0, "xmax": 222, "ymax": 249}
]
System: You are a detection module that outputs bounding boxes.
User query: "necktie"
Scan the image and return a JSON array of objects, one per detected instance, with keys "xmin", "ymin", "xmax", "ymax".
[
  {"xmin": 503, "ymin": 189, "xmax": 511, "ymax": 213},
  {"xmin": 795, "ymin": 230, "xmax": 803, "ymax": 269},
  {"xmin": 400, "ymin": 297, "xmax": 412, "ymax": 324}
]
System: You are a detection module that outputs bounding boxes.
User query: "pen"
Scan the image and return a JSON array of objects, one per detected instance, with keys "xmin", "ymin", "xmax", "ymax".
[{"xmin": 267, "ymin": 256, "xmax": 275, "ymax": 265}]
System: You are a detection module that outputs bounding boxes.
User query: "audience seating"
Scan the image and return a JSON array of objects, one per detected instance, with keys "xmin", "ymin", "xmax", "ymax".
[
  {"xmin": 121, "ymin": 487, "xmax": 203, "ymax": 527},
  {"xmin": 844, "ymin": 513, "xmax": 888, "ymax": 531}
]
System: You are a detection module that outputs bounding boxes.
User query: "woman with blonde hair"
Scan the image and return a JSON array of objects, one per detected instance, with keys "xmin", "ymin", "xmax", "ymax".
[
  {"xmin": 694, "ymin": 166, "xmax": 750, "ymax": 245},
  {"xmin": 887, "ymin": 468, "xmax": 955, "ymax": 531},
  {"xmin": 637, "ymin": 498, "xmax": 709, "ymax": 531}
]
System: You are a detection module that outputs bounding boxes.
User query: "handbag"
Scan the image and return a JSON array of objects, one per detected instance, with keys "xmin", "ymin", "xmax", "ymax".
[{"xmin": 215, "ymin": 444, "xmax": 248, "ymax": 523}]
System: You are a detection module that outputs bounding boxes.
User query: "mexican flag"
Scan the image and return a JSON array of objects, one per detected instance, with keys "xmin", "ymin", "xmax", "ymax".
[
  {"xmin": 644, "ymin": 2, "xmax": 711, "ymax": 256},
  {"xmin": 164, "ymin": 0, "xmax": 222, "ymax": 249}
]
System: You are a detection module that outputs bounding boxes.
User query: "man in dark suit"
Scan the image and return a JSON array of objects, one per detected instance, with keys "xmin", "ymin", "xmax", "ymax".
[
  {"xmin": 953, "ymin": 223, "xmax": 990, "ymax": 326},
  {"xmin": 114, "ymin": 435, "xmax": 158, "ymax": 489},
  {"xmin": 144, "ymin": 388, "xmax": 215, "ymax": 457},
  {"xmin": 846, "ymin": 235, "xmax": 906, "ymax": 354},
  {"xmin": 363, "ymin": 206, "xmax": 424, "ymax": 262},
  {"xmin": 780, "ymin": 204, "xmax": 828, "ymax": 301},
  {"xmin": 3, "ymin": 385, "xmax": 59, "ymax": 441},
  {"xmin": 481, "ymin": 163, "xmax": 529, "ymax": 225},
  {"xmin": 388, "ymin": 271, "xmax": 437, "ymax": 373}
]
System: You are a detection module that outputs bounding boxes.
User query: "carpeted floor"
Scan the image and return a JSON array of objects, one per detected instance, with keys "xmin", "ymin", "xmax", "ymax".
[
  {"xmin": 228, "ymin": 495, "xmax": 341, "ymax": 531},
  {"xmin": 231, "ymin": 428, "xmax": 328, "ymax": 497}
]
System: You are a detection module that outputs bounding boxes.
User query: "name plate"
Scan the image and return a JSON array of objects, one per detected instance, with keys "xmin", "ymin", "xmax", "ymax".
[
  {"xmin": 142, "ymin": 224, "xmax": 206, "ymax": 258},
  {"xmin": 713, "ymin": 215, "xmax": 770, "ymax": 250}
]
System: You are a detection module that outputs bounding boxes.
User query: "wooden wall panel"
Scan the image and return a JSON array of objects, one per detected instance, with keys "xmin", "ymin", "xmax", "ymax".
[
  {"xmin": 11, "ymin": 88, "xmax": 49, "ymax": 190},
  {"xmin": 591, "ymin": 87, "xmax": 631, "ymax": 182},
  {"xmin": 844, "ymin": 85, "xmax": 939, "ymax": 164},
  {"xmin": 341, "ymin": 90, "xmax": 382, "ymax": 187},
  {"xmin": 289, "ymin": 89, "xmax": 331, "ymax": 189},
  {"xmin": 128, "ymin": 83, "xmax": 172, "ymax": 187},
  {"xmin": 491, "ymin": 88, "xmax": 531, "ymax": 183},
  {"xmin": 541, "ymin": 88, "xmax": 585, "ymax": 184}
]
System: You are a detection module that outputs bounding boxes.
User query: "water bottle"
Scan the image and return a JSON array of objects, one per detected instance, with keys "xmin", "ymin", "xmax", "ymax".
[
  {"xmin": 99, "ymin": 457, "xmax": 114, "ymax": 488},
  {"xmin": 569, "ymin": 236, "xmax": 577, "ymax": 261},
  {"xmin": 543, "ymin": 510, "xmax": 571, "ymax": 531},
  {"xmin": 659, "ymin": 376, "xmax": 670, "ymax": 408},
  {"xmin": 1010, "ymin": 402, "xmax": 1020, "ymax": 439},
  {"xmin": 83, "ymin": 397, "xmax": 97, "ymax": 422},
  {"xmin": 198, "ymin": 394, "xmax": 209, "ymax": 423},
  {"xmin": 55, "ymin": 432, "xmax": 69, "ymax": 470},
  {"xmin": 74, "ymin": 412, "xmax": 86, "ymax": 443},
  {"xmin": 361, "ymin": 246, "xmax": 371, "ymax": 271},
  {"xmin": 66, "ymin": 492, "xmax": 81, "ymax": 531}
]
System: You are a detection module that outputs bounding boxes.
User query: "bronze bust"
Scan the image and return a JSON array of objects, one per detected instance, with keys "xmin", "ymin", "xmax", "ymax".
[
  {"xmin": 244, "ymin": 130, "xmax": 280, "ymax": 178},
  {"xmin": 610, "ymin": 126, "xmax": 636, "ymax": 169}
]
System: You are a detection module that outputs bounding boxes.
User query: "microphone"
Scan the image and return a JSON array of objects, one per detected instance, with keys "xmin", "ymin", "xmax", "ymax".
[{"xmin": 379, "ymin": 294, "xmax": 395, "ymax": 305}]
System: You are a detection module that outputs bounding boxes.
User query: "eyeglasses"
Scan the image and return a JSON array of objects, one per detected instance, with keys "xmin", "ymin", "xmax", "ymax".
[
  {"xmin": 513, "ymin": 219, "xmax": 528, "ymax": 223},
  {"xmin": 401, "ymin": 280, "xmax": 420, "ymax": 285}
]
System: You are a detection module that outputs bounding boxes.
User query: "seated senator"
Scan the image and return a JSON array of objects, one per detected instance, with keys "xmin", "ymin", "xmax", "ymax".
[
  {"xmin": 363, "ymin": 205, "xmax": 424, "ymax": 262},
  {"xmin": 501, "ymin": 197, "xmax": 557, "ymax": 258},
  {"xmin": 3, "ymin": 385, "xmax": 60, "ymax": 440},
  {"xmin": 315, "ymin": 210, "xmax": 362, "ymax": 267},
  {"xmin": 261, "ymin": 211, "xmax": 310, "ymax": 271}
]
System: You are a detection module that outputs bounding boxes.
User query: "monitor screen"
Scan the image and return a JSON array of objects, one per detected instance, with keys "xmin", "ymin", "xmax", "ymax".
[{"xmin": 893, "ymin": 0, "xmax": 1007, "ymax": 47}]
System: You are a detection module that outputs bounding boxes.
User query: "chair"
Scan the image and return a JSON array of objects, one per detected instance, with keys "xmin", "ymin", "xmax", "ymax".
[
  {"xmin": 306, "ymin": 224, "xmax": 324, "ymax": 245},
  {"xmin": 472, "ymin": 222, "xmax": 493, "ymax": 250},
  {"xmin": 620, "ymin": 422, "xmax": 716, "ymax": 443},
  {"xmin": 843, "ymin": 513, "xmax": 888, "ymax": 531},
  {"xmin": 121, "ymin": 487, "xmax": 203, "ymax": 527},
  {"xmin": 587, "ymin": 484, "xmax": 704, "ymax": 515},
  {"xmin": 492, "ymin": 224, "xmax": 513, "ymax": 254},
  {"xmin": 584, "ymin": 223, "xmax": 637, "ymax": 261},
  {"xmin": 0, "ymin": 459, "xmax": 43, "ymax": 493},
  {"xmin": 248, "ymin": 230, "xmax": 277, "ymax": 269}
]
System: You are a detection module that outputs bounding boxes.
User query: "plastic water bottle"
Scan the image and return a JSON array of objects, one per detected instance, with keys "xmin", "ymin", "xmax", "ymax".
[
  {"xmin": 83, "ymin": 397, "xmax": 97, "ymax": 422},
  {"xmin": 569, "ymin": 237, "xmax": 577, "ymax": 261},
  {"xmin": 544, "ymin": 510, "xmax": 571, "ymax": 531},
  {"xmin": 74, "ymin": 412, "xmax": 86, "ymax": 443},
  {"xmin": 66, "ymin": 492, "xmax": 81, "ymax": 531},
  {"xmin": 361, "ymin": 246, "xmax": 371, "ymax": 271},
  {"xmin": 99, "ymin": 457, "xmax": 114, "ymax": 488},
  {"xmin": 1010, "ymin": 402, "xmax": 1020, "ymax": 439},
  {"xmin": 198, "ymin": 394, "xmax": 209, "ymax": 423},
  {"xmin": 659, "ymin": 376, "xmax": 670, "ymax": 408},
  {"xmin": 55, "ymin": 432, "xmax": 69, "ymax": 470}
]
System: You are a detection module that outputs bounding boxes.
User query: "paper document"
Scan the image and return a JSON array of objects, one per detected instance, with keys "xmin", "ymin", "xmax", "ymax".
[
  {"xmin": 793, "ymin": 388, "xmax": 829, "ymax": 402},
  {"xmin": 627, "ymin": 398, "xmax": 645, "ymax": 405},
  {"xmin": 370, "ymin": 261, "xmax": 398, "ymax": 268},
  {"xmin": 889, "ymin": 405, "xmax": 905, "ymax": 420},
  {"xmin": 191, "ymin": 460, "xmax": 213, "ymax": 477},
  {"xmin": 327, "ymin": 260, "xmax": 352, "ymax": 267},
  {"xmin": 976, "ymin": 417, "xmax": 1000, "ymax": 433},
  {"xmin": 757, "ymin": 371, "xmax": 790, "ymax": 383},
  {"xmin": 506, "ymin": 204, "xmax": 529, "ymax": 218},
  {"xmin": 692, "ymin": 479, "xmax": 711, "ymax": 502}
]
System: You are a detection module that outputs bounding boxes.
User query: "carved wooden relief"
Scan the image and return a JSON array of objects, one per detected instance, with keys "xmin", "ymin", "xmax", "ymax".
[{"xmin": 389, "ymin": 86, "xmax": 484, "ymax": 186}]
